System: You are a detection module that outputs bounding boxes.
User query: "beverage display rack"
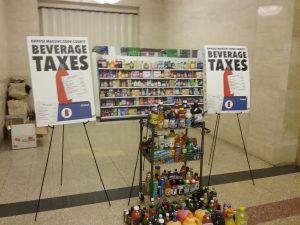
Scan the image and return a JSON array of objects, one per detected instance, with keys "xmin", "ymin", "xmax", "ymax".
[{"xmin": 128, "ymin": 118, "xmax": 210, "ymax": 205}]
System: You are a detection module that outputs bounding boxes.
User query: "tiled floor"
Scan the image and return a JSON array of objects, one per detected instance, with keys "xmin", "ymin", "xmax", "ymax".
[{"xmin": 0, "ymin": 121, "xmax": 299, "ymax": 224}]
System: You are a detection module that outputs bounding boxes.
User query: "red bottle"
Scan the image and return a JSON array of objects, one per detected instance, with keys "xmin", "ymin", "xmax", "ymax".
[{"xmin": 131, "ymin": 205, "xmax": 141, "ymax": 225}]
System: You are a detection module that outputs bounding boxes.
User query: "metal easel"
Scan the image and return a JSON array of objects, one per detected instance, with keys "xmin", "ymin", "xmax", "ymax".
[{"xmin": 35, "ymin": 122, "xmax": 111, "ymax": 221}]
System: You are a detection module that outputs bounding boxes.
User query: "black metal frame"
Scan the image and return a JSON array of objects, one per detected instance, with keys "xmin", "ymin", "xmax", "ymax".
[
  {"xmin": 128, "ymin": 119, "xmax": 208, "ymax": 205},
  {"xmin": 35, "ymin": 122, "xmax": 111, "ymax": 221},
  {"xmin": 207, "ymin": 113, "xmax": 255, "ymax": 186}
]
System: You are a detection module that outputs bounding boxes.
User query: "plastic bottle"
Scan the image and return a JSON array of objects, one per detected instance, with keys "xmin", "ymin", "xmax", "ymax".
[
  {"xmin": 185, "ymin": 107, "xmax": 192, "ymax": 128},
  {"xmin": 157, "ymin": 102, "xmax": 165, "ymax": 129},
  {"xmin": 150, "ymin": 104, "xmax": 159, "ymax": 125},
  {"xmin": 131, "ymin": 205, "xmax": 142, "ymax": 225},
  {"xmin": 168, "ymin": 108, "xmax": 177, "ymax": 129},
  {"xmin": 168, "ymin": 129, "xmax": 176, "ymax": 157},
  {"xmin": 202, "ymin": 212, "xmax": 213, "ymax": 225},
  {"xmin": 164, "ymin": 180, "xmax": 172, "ymax": 197},
  {"xmin": 191, "ymin": 101, "xmax": 203, "ymax": 127},
  {"xmin": 178, "ymin": 108, "xmax": 186, "ymax": 128},
  {"xmin": 235, "ymin": 207, "xmax": 248, "ymax": 225},
  {"xmin": 225, "ymin": 208, "xmax": 236, "ymax": 225}
]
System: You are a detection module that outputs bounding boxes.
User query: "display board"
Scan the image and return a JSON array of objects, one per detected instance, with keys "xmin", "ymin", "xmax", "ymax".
[
  {"xmin": 204, "ymin": 45, "xmax": 250, "ymax": 113},
  {"xmin": 93, "ymin": 46, "xmax": 205, "ymax": 122},
  {"xmin": 27, "ymin": 36, "xmax": 96, "ymax": 127}
]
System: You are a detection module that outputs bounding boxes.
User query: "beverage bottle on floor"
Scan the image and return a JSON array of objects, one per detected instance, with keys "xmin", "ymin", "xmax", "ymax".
[
  {"xmin": 225, "ymin": 208, "xmax": 236, "ymax": 225},
  {"xmin": 131, "ymin": 206, "xmax": 142, "ymax": 225},
  {"xmin": 235, "ymin": 207, "xmax": 248, "ymax": 225}
]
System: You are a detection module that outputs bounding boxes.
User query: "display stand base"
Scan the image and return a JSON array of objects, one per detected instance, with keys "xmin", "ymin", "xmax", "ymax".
[
  {"xmin": 207, "ymin": 113, "xmax": 255, "ymax": 186},
  {"xmin": 34, "ymin": 122, "xmax": 111, "ymax": 221}
]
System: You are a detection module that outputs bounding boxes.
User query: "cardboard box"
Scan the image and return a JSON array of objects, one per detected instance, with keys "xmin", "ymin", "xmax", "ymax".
[
  {"xmin": 11, "ymin": 123, "xmax": 36, "ymax": 150},
  {"xmin": 36, "ymin": 126, "xmax": 48, "ymax": 136}
]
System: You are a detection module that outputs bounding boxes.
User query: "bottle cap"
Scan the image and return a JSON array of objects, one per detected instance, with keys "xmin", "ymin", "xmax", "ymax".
[
  {"xmin": 159, "ymin": 214, "xmax": 163, "ymax": 218},
  {"xmin": 158, "ymin": 218, "xmax": 164, "ymax": 223},
  {"xmin": 134, "ymin": 206, "xmax": 139, "ymax": 211},
  {"xmin": 173, "ymin": 217, "xmax": 178, "ymax": 222},
  {"xmin": 166, "ymin": 213, "xmax": 169, "ymax": 216}
]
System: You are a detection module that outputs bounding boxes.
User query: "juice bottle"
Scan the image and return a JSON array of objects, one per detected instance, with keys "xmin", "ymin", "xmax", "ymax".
[
  {"xmin": 178, "ymin": 107, "xmax": 186, "ymax": 128},
  {"xmin": 164, "ymin": 180, "xmax": 172, "ymax": 197},
  {"xmin": 157, "ymin": 101, "xmax": 165, "ymax": 129},
  {"xmin": 150, "ymin": 104, "xmax": 159, "ymax": 125},
  {"xmin": 235, "ymin": 207, "xmax": 248, "ymax": 225},
  {"xmin": 168, "ymin": 129, "xmax": 176, "ymax": 156},
  {"xmin": 225, "ymin": 208, "xmax": 236, "ymax": 225}
]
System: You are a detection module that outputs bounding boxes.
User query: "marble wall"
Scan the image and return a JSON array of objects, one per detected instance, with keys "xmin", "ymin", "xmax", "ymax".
[
  {"xmin": 164, "ymin": 0, "xmax": 298, "ymax": 165},
  {"xmin": 0, "ymin": 0, "xmax": 7, "ymax": 79}
]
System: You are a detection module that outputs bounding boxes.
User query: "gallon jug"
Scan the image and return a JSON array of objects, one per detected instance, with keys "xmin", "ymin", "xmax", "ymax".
[
  {"xmin": 195, "ymin": 208, "xmax": 208, "ymax": 222},
  {"xmin": 183, "ymin": 213, "xmax": 200, "ymax": 225},
  {"xmin": 177, "ymin": 207, "xmax": 191, "ymax": 223},
  {"xmin": 167, "ymin": 217, "xmax": 182, "ymax": 225}
]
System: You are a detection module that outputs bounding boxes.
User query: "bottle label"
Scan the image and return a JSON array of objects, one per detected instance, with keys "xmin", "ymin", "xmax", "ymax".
[
  {"xmin": 193, "ymin": 114, "xmax": 202, "ymax": 123},
  {"xmin": 169, "ymin": 137, "xmax": 175, "ymax": 148},
  {"xmin": 150, "ymin": 114, "xmax": 158, "ymax": 124},
  {"xmin": 169, "ymin": 119, "xmax": 176, "ymax": 128},
  {"xmin": 163, "ymin": 119, "xmax": 169, "ymax": 128}
]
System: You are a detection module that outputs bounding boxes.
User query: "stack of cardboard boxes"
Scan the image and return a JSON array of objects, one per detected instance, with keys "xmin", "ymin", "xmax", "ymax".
[{"xmin": 6, "ymin": 79, "xmax": 37, "ymax": 150}]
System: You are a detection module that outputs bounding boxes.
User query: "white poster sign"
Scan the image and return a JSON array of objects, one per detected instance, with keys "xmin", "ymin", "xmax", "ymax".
[
  {"xmin": 204, "ymin": 45, "xmax": 250, "ymax": 113},
  {"xmin": 27, "ymin": 36, "xmax": 96, "ymax": 127}
]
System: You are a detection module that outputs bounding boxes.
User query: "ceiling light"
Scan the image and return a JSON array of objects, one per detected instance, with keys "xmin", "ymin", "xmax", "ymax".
[
  {"xmin": 96, "ymin": 0, "xmax": 120, "ymax": 4},
  {"xmin": 258, "ymin": 5, "xmax": 283, "ymax": 16}
]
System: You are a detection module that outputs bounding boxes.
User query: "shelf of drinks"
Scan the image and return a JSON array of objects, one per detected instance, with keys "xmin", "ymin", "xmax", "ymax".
[
  {"xmin": 100, "ymin": 102, "xmax": 204, "ymax": 109},
  {"xmin": 99, "ymin": 86, "xmax": 203, "ymax": 90},
  {"xmin": 100, "ymin": 95, "xmax": 203, "ymax": 99},
  {"xmin": 142, "ymin": 150, "xmax": 201, "ymax": 166},
  {"xmin": 98, "ymin": 68, "xmax": 203, "ymax": 72},
  {"xmin": 99, "ymin": 77, "xmax": 202, "ymax": 80},
  {"xmin": 100, "ymin": 114, "xmax": 148, "ymax": 121}
]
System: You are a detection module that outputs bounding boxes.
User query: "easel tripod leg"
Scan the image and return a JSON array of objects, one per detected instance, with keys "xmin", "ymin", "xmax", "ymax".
[
  {"xmin": 208, "ymin": 114, "xmax": 220, "ymax": 165},
  {"xmin": 35, "ymin": 126, "xmax": 55, "ymax": 221},
  {"xmin": 83, "ymin": 122, "xmax": 111, "ymax": 205},
  {"xmin": 128, "ymin": 143, "xmax": 140, "ymax": 206},
  {"xmin": 61, "ymin": 124, "xmax": 64, "ymax": 186},
  {"xmin": 236, "ymin": 114, "xmax": 255, "ymax": 185},
  {"xmin": 207, "ymin": 114, "xmax": 221, "ymax": 186}
]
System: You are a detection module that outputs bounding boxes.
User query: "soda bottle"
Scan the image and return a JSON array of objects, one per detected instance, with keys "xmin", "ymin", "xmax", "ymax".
[
  {"xmin": 208, "ymin": 200, "xmax": 216, "ymax": 222},
  {"xmin": 177, "ymin": 179, "xmax": 184, "ymax": 195},
  {"xmin": 171, "ymin": 180, "xmax": 178, "ymax": 196},
  {"xmin": 215, "ymin": 210, "xmax": 225, "ymax": 225},
  {"xmin": 186, "ymin": 139, "xmax": 194, "ymax": 161},
  {"xmin": 157, "ymin": 102, "xmax": 165, "ymax": 130},
  {"xmin": 152, "ymin": 174, "xmax": 159, "ymax": 198},
  {"xmin": 191, "ymin": 100, "xmax": 203, "ymax": 127},
  {"xmin": 168, "ymin": 130, "xmax": 176, "ymax": 156},
  {"xmin": 131, "ymin": 205, "xmax": 142, "ymax": 225},
  {"xmin": 183, "ymin": 179, "xmax": 190, "ymax": 194},
  {"xmin": 181, "ymin": 100, "xmax": 188, "ymax": 109},
  {"xmin": 178, "ymin": 108, "xmax": 186, "ymax": 128},
  {"xmin": 168, "ymin": 108, "xmax": 177, "ymax": 129},
  {"xmin": 235, "ymin": 207, "xmax": 248, "ymax": 225},
  {"xmin": 185, "ymin": 107, "xmax": 192, "ymax": 128},
  {"xmin": 150, "ymin": 104, "xmax": 159, "ymax": 125},
  {"xmin": 164, "ymin": 180, "xmax": 172, "ymax": 197},
  {"xmin": 202, "ymin": 212, "xmax": 213, "ymax": 225}
]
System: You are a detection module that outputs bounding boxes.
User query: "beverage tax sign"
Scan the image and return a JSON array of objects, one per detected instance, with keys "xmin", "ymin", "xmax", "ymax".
[
  {"xmin": 204, "ymin": 45, "xmax": 250, "ymax": 114},
  {"xmin": 27, "ymin": 36, "xmax": 96, "ymax": 127}
]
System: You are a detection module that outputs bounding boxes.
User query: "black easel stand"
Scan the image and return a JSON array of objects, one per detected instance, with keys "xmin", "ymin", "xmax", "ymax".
[
  {"xmin": 207, "ymin": 113, "xmax": 255, "ymax": 186},
  {"xmin": 35, "ymin": 122, "xmax": 111, "ymax": 221}
]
